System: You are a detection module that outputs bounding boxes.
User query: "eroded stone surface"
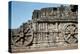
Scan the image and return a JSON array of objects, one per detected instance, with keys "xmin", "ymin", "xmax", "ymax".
[{"xmin": 9, "ymin": 5, "xmax": 78, "ymax": 53}]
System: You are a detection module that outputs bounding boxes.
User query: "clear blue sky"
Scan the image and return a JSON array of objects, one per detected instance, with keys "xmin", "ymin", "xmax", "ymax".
[{"xmin": 11, "ymin": 1, "xmax": 61, "ymax": 29}]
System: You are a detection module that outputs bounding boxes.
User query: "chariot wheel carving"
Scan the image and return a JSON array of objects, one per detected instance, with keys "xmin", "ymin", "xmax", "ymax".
[
  {"xmin": 64, "ymin": 24, "xmax": 78, "ymax": 44},
  {"xmin": 12, "ymin": 27, "xmax": 33, "ymax": 47}
]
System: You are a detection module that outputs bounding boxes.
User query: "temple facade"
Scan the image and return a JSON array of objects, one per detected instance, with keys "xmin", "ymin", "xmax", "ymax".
[{"xmin": 9, "ymin": 5, "xmax": 78, "ymax": 53}]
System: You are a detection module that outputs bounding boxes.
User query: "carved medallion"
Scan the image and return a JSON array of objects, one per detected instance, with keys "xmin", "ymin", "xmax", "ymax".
[
  {"xmin": 12, "ymin": 27, "xmax": 33, "ymax": 47},
  {"xmin": 64, "ymin": 24, "xmax": 78, "ymax": 44}
]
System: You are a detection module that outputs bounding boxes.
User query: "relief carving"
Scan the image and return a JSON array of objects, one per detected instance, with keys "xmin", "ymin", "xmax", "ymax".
[
  {"xmin": 64, "ymin": 24, "xmax": 78, "ymax": 44},
  {"xmin": 9, "ymin": 4, "xmax": 78, "ymax": 53}
]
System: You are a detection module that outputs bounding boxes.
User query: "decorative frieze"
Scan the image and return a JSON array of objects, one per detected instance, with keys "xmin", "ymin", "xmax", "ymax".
[{"xmin": 9, "ymin": 4, "xmax": 78, "ymax": 53}]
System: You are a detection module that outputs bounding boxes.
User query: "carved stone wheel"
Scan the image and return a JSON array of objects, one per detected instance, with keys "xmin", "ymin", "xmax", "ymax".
[
  {"xmin": 12, "ymin": 28, "xmax": 33, "ymax": 47},
  {"xmin": 64, "ymin": 24, "xmax": 78, "ymax": 44}
]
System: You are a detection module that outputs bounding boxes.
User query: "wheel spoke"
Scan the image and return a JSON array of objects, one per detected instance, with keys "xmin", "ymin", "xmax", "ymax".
[
  {"xmin": 65, "ymin": 32, "xmax": 70, "ymax": 34},
  {"xmin": 66, "ymin": 34, "xmax": 71, "ymax": 40},
  {"xmin": 15, "ymin": 37, "xmax": 22, "ymax": 43}
]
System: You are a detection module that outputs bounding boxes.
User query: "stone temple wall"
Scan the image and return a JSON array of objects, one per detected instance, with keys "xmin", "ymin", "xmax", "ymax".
[{"xmin": 9, "ymin": 5, "xmax": 78, "ymax": 53}]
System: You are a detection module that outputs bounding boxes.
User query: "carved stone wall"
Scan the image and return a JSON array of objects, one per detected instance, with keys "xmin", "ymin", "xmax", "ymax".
[{"xmin": 9, "ymin": 5, "xmax": 78, "ymax": 53}]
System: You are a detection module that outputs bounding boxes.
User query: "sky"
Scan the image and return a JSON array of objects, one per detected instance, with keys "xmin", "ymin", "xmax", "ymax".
[{"xmin": 10, "ymin": 1, "xmax": 62, "ymax": 29}]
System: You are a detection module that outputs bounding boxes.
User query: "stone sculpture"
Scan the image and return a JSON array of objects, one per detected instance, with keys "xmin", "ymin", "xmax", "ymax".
[{"xmin": 9, "ymin": 5, "xmax": 78, "ymax": 53}]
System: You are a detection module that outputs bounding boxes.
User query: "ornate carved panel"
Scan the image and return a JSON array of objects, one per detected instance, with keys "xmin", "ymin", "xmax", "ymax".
[
  {"xmin": 9, "ymin": 2, "xmax": 78, "ymax": 53},
  {"xmin": 64, "ymin": 24, "xmax": 78, "ymax": 44}
]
